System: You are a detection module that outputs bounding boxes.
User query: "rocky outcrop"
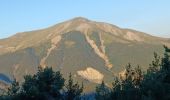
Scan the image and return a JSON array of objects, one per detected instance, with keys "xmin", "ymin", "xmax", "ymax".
[{"xmin": 77, "ymin": 67, "xmax": 104, "ymax": 84}]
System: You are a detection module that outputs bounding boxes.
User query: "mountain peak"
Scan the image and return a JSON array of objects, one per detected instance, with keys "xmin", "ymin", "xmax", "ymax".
[
  {"xmin": 0, "ymin": 17, "xmax": 170, "ymax": 92},
  {"xmin": 72, "ymin": 17, "xmax": 89, "ymax": 21}
]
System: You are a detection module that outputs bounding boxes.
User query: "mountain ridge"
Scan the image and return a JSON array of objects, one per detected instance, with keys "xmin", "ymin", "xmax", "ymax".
[
  {"xmin": 1, "ymin": 17, "xmax": 169, "ymax": 40},
  {"xmin": 0, "ymin": 17, "xmax": 169, "ymax": 54},
  {"xmin": 0, "ymin": 17, "xmax": 169, "ymax": 92}
]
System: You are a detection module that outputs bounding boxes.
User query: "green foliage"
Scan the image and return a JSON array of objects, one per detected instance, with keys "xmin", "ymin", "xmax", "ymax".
[
  {"xmin": 0, "ymin": 67, "xmax": 85, "ymax": 100},
  {"xmin": 141, "ymin": 46, "xmax": 170, "ymax": 100},
  {"xmin": 95, "ymin": 81, "xmax": 110, "ymax": 100},
  {"xmin": 148, "ymin": 52, "xmax": 160, "ymax": 74},
  {"xmin": 7, "ymin": 79, "xmax": 20, "ymax": 97},
  {"xmin": 0, "ymin": 67, "xmax": 66, "ymax": 100},
  {"xmin": 106, "ymin": 46, "xmax": 170, "ymax": 100},
  {"xmin": 65, "ymin": 73, "xmax": 83, "ymax": 100},
  {"xmin": 110, "ymin": 64, "xmax": 143, "ymax": 100},
  {"xmin": 162, "ymin": 45, "xmax": 170, "ymax": 71},
  {"xmin": 1, "ymin": 78, "xmax": 20, "ymax": 100},
  {"xmin": 19, "ymin": 67, "xmax": 65, "ymax": 100}
]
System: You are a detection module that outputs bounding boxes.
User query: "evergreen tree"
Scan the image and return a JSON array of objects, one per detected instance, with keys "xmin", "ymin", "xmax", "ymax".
[
  {"xmin": 95, "ymin": 81, "xmax": 110, "ymax": 100},
  {"xmin": 20, "ymin": 75, "xmax": 41, "ymax": 100},
  {"xmin": 1, "ymin": 67, "xmax": 65, "ymax": 100},
  {"xmin": 162, "ymin": 45, "xmax": 170, "ymax": 71},
  {"xmin": 7, "ymin": 78, "xmax": 20, "ymax": 97},
  {"xmin": 141, "ymin": 46, "xmax": 170, "ymax": 100},
  {"xmin": 34, "ymin": 67, "xmax": 65, "ymax": 99},
  {"xmin": 65, "ymin": 73, "xmax": 83, "ymax": 100},
  {"xmin": 3, "ymin": 78, "xmax": 20, "ymax": 100},
  {"xmin": 148, "ymin": 52, "xmax": 160, "ymax": 74},
  {"xmin": 109, "ymin": 64, "xmax": 143, "ymax": 100},
  {"xmin": 134, "ymin": 65, "xmax": 143, "ymax": 87}
]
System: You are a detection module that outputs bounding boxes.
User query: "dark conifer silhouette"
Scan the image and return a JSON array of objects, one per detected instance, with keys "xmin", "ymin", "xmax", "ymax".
[
  {"xmin": 65, "ymin": 73, "xmax": 83, "ymax": 100},
  {"xmin": 95, "ymin": 81, "xmax": 110, "ymax": 100}
]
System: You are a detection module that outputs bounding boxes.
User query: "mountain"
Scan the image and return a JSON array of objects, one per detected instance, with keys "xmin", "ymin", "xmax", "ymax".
[{"xmin": 0, "ymin": 17, "xmax": 170, "ymax": 92}]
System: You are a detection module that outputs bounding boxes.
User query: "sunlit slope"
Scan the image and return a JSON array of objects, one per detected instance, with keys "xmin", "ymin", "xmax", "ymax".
[{"xmin": 0, "ymin": 17, "xmax": 169, "ymax": 91}]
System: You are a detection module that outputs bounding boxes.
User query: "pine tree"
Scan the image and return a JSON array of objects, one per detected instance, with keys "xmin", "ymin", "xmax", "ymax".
[
  {"xmin": 162, "ymin": 45, "xmax": 170, "ymax": 71},
  {"xmin": 65, "ymin": 73, "xmax": 83, "ymax": 100},
  {"xmin": 1, "ymin": 67, "xmax": 65, "ymax": 100},
  {"xmin": 95, "ymin": 81, "xmax": 110, "ymax": 100},
  {"xmin": 35, "ymin": 67, "xmax": 65, "ymax": 99},
  {"xmin": 7, "ymin": 78, "xmax": 20, "ymax": 97},
  {"xmin": 6, "ymin": 78, "xmax": 20, "ymax": 100},
  {"xmin": 110, "ymin": 64, "xmax": 143, "ymax": 100},
  {"xmin": 148, "ymin": 52, "xmax": 160, "ymax": 74},
  {"xmin": 141, "ymin": 46, "xmax": 170, "ymax": 100}
]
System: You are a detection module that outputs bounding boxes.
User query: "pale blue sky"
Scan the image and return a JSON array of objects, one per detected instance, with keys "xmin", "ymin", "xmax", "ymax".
[{"xmin": 0, "ymin": 0, "xmax": 170, "ymax": 39}]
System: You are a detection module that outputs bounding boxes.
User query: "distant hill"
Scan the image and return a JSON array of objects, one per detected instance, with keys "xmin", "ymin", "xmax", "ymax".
[{"xmin": 0, "ymin": 17, "xmax": 169, "ymax": 92}]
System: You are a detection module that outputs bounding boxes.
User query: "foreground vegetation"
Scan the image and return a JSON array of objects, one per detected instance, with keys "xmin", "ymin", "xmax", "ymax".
[
  {"xmin": 0, "ymin": 68, "xmax": 83, "ymax": 100},
  {"xmin": 0, "ymin": 46, "xmax": 170, "ymax": 100},
  {"xmin": 95, "ymin": 46, "xmax": 170, "ymax": 100}
]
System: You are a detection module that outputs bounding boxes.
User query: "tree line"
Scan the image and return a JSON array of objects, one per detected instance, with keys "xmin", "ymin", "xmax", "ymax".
[
  {"xmin": 0, "ymin": 67, "xmax": 83, "ymax": 100},
  {"xmin": 0, "ymin": 46, "xmax": 170, "ymax": 100},
  {"xmin": 95, "ymin": 46, "xmax": 170, "ymax": 100}
]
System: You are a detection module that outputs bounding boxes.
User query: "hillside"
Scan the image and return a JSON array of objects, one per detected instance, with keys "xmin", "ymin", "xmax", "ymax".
[{"xmin": 0, "ymin": 17, "xmax": 169, "ymax": 91}]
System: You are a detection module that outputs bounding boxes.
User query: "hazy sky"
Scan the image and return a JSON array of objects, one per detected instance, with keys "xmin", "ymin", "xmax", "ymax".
[{"xmin": 0, "ymin": 0, "xmax": 170, "ymax": 39}]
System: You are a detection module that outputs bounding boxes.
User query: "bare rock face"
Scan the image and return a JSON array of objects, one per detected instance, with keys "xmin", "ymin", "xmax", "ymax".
[{"xmin": 77, "ymin": 67, "xmax": 104, "ymax": 84}]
